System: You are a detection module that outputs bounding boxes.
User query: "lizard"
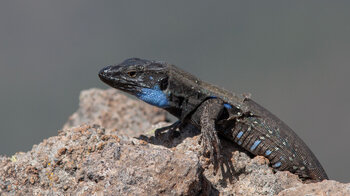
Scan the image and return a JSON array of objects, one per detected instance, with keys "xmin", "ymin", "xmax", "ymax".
[{"xmin": 98, "ymin": 57, "xmax": 328, "ymax": 181}]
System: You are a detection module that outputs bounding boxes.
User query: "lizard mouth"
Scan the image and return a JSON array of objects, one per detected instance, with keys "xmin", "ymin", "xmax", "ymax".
[{"xmin": 98, "ymin": 66, "xmax": 140, "ymax": 93}]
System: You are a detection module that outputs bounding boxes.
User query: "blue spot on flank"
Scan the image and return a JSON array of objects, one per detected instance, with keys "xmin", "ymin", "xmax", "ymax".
[
  {"xmin": 224, "ymin": 103, "xmax": 232, "ymax": 109},
  {"xmin": 265, "ymin": 150, "xmax": 272, "ymax": 156},
  {"xmin": 237, "ymin": 131, "xmax": 244, "ymax": 139},
  {"xmin": 137, "ymin": 85, "xmax": 169, "ymax": 108},
  {"xmin": 207, "ymin": 96, "xmax": 232, "ymax": 109},
  {"xmin": 250, "ymin": 140, "xmax": 261, "ymax": 151},
  {"xmin": 149, "ymin": 76, "xmax": 154, "ymax": 80},
  {"xmin": 273, "ymin": 162, "xmax": 282, "ymax": 168},
  {"xmin": 238, "ymin": 141, "xmax": 242, "ymax": 145}
]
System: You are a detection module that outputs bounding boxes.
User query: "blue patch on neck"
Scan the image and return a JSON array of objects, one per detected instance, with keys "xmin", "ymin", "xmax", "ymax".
[
  {"xmin": 137, "ymin": 85, "xmax": 169, "ymax": 108},
  {"xmin": 224, "ymin": 103, "xmax": 232, "ymax": 109}
]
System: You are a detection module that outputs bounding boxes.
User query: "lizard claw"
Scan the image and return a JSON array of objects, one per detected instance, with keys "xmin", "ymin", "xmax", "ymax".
[{"xmin": 155, "ymin": 120, "xmax": 181, "ymax": 138}]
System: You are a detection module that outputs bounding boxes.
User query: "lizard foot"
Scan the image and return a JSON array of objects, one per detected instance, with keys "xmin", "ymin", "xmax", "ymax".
[{"xmin": 155, "ymin": 120, "xmax": 181, "ymax": 139}]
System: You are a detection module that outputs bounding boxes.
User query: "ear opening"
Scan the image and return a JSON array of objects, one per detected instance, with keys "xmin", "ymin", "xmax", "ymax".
[{"xmin": 159, "ymin": 76, "xmax": 169, "ymax": 91}]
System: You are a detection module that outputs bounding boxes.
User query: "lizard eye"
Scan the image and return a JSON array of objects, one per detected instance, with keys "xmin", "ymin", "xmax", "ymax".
[{"xmin": 127, "ymin": 71, "xmax": 137, "ymax": 77}]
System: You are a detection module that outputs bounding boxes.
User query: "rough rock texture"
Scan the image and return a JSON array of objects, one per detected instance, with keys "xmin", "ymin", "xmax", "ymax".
[
  {"xmin": 278, "ymin": 180, "xmax": 350, "ymax": 196},
  {"xmin": 0, "ymin": 88, "xmax": 349, "ymax": 195},
  {"xmin": 64, "ymin": 88, "xmax": 168, "ymax": 137},
  {"xmin": 0, "ymin": 125, "xmax": 203, "ymax": 195}
]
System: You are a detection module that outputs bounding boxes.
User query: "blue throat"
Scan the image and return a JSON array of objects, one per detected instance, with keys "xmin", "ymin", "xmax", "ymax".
[{"xmin": 137, "ymin": 85, "xmax": 169, "ymax": 108}]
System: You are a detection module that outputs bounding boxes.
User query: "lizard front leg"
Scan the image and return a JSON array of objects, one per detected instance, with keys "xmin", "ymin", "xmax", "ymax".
[
  {"xmin": 191, "ymin": 98, "xmax": 225, "ymax": 169},
  {"xmin": 154, "ymin": 120, "xmax": 182, "ymax": 137}
]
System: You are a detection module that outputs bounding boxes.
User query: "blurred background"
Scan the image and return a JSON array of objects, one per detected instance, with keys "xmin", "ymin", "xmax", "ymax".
[{"xmin": 0, "ymin": 1, "xmax": 349, "ymax": 182}]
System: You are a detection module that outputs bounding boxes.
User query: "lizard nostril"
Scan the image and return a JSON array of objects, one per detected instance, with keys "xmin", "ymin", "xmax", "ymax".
[
  {"xmin": 98, "ymin": 69, "xmax": 105, "ymax": 78},
  {"xmin": 98, "ymin": 66, "xmax": 112, "ymax": 77}
]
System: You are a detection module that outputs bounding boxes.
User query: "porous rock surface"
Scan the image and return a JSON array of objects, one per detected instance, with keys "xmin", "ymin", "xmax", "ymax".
[
  {"xmin": 63, "ymin": 88, "xmax": 168, "ymax": 137},
  {"xmin": 0, "ymin": 89, "xmax": 348, "ymax": 195}
]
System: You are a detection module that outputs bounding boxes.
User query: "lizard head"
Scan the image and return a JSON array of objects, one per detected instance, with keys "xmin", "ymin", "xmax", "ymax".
[{"xmin": 98, "ymin": 58, "xmax": 170, "ymax": 108}]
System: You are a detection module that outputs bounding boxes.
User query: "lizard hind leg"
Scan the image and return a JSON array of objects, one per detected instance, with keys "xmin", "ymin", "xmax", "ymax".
[{"xmin": 195, "ymin": 98, "xmax": 225, "ymax": 171}]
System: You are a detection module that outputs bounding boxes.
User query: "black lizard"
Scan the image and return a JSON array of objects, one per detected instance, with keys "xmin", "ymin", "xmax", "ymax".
[{"xmin": 98, "ymin": 58, "xmax": 328, "ymax": 181}]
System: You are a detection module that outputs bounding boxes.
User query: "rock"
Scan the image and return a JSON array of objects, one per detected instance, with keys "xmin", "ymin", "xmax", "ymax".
[
  {"xmin": 0, "ymin": 125, "xmax": 203, "ymax": 195},
  {"xmin": 1, "ymin": 88, "xmax": 349, "ymax": 195},
  {"xmin": 63, "ymin": 88, "xmax": 168, "ymax": 137},
  {"xmin": 278, "ymin": 180, "xmax": 350, "ymax": 196}
]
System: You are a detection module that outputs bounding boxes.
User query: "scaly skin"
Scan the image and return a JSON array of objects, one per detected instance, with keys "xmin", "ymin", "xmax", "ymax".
[{"xmin": 98, "ymin": 58, "xmax": 328, "ymax": 181}]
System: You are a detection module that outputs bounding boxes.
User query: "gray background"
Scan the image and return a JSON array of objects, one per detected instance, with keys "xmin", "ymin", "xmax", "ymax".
[{"xmin": 0, "ymin": 1, "xmax": 349, "ymax": 182}]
